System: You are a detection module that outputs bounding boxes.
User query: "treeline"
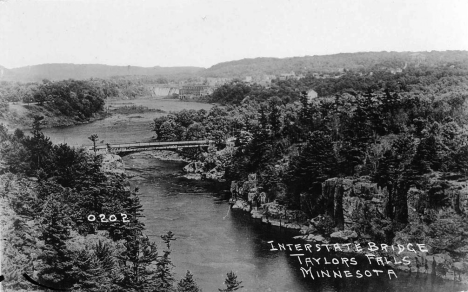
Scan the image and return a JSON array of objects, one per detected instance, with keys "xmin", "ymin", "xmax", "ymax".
[
  {"xmin": 153, "ymin": 106, "xmax": 258, "ymax": 144},
  {"xmin": 209, "ymin": 63, "xmax": 468, "ymax": 105},
  {"xmin": 209, "ymin": 80, "xmax": 301, "ymax": 105},
  {"xmin": 0, "ymin": 81, "xmax": 37, "ymax": 103},
  {"xmin": 0, "ymin": 76, "xmax": 170, "ymax": 104},
  {"xmin": 0, "ymin": 117, "xmax": 241, "ymax": 291},
  {"xmin": 288, "ymin": 64, "xmax": 468, "ymax": 98},
  {"xmin": 93, "ymin": 77, "xmax": 158, "ymax": 99},
  {"xmin": 33, "ymin": 79, "xmax": 105, "ymax": 119}
]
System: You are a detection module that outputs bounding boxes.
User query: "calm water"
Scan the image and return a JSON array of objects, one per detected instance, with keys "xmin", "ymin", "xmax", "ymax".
[
  {"xmin": 42, "ymin": 100, "xmax": 467, "ymax": 292},
  {"xmin": 42, "ymin": 98, "xmax": 213, "ymax": 146},
  {"xmin": 124, "ymin": 155, "xmax": 467, "ymax": 292}
]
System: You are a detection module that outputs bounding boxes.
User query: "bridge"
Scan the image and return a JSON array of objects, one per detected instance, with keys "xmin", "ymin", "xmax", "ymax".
[{"xmin": 89, "ymin": 140, "xmax": 215, "ymax": 155}]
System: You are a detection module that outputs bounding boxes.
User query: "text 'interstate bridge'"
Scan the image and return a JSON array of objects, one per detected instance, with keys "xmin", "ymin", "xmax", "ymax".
[{"xmin": 89, "ymin": 140, "xmax": 215, "ymax": 155}]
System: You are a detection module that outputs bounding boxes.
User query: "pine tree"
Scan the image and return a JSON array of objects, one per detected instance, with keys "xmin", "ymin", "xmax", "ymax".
[
  {"xmin": 154, "ymin": 231, "xmax": 176, "ymax": 292},
  {"xmin": 37, "ymin": 193, "xmax": 75, "ymax": 289},
  {"xmin": 373, "ymin": 134, "xmax": 415, "ymax": 223},
  {"xmin": 268, "ymin": 98, "xmax": 282, "ymax": 138},
  {"xmin": 338, "ymin": 94, "xmax": 375, "ymax": 175},
  {"xmin": 118, "ymin": 235, "xmax": 159, "ymax": 292},
  {"xmin": 258, "ymin": 105, "xmax": 269, "ymax": 131},
  {"xmin": 88, "ymin": 134, "xmax": 99, "ymax": 154},
  {"xmin": 80, "ymin": 239, "xmax": 120, "ymax": 291},
  {"xmin": 219, "ymin": 271, "xmax": 243, "ymax": 292},
  {"xmin": 411, "ymin": 135, "xmax": 442, "ymax": 174},
  {"xmin": 108, "ymin": 189, "xmax": 145, "ymax": 241},
  {"xmin": 246, "ymin": 119, "xmax": 273, "ymax": 174},
  {"xmin": 67, "ymin": 249, "xmax": 105, "ymax": 291},
  {"xmin": 298, "ymin": 91, "xmax": 312, "ymax": 132},
  {"xmin": 50, "ymin": 143, "xmax": 87, "ymax": 187},
  {"xmin": 2, "ymin": 215, "xmax": 39, "ymax": 291},
  {"xmin": 22, "ymin": 115, "xmax": 54, "ymax": 174},
  {"xmin": 63, "ymin": 235, "xmax": 122, "ymax": 291},
  {"xmin": 285, "ymin": 131, "xmax": 337, "ymax": 206},
  {"xmin": 177, "ymin": 271, "xmax": 201, "ymax": 292}
]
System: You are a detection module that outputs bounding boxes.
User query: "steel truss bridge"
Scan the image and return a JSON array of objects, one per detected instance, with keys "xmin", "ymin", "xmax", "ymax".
[{"xmin": 90, "ymin": 140, "xmax": 215, "ymax": 155}]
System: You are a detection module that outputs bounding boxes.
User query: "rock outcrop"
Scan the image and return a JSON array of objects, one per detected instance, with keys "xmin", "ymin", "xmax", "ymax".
[
  {"xmin": 296, "ymin": 175, "xmax": 468, "ymax": 283},
  {"xmin": 100, "ymin": 154, "xmax": 125, "ymax": 174},
  {"xmin": 301, "ymin": 177, "xmax": 386, "ymax": 233}
]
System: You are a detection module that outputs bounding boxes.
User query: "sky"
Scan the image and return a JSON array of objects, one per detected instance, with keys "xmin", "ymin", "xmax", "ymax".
[{"xmin": 0, "ymin": 0, "xmax": 467, "ymax": 69}]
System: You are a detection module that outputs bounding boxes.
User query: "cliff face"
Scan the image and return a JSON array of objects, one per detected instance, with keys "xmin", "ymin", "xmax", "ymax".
[
  {"xmin": 228, "ymin": 172, "xmax": 468, "ymax": 281},
  {"xmin": 301, "ymin": 175, "xmax": 468, "ymax": 281},
  {"xmin": 301, "ymin": 178, "xmax": 387, "ymax": 236},
  {"xmin": 302, "ymin": 175, "xmax": 468, "ymax": 234}
]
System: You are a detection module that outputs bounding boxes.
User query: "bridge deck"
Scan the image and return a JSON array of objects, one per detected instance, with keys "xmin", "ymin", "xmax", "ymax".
[{"xmin": 89, "ymin": 140, "xmax": 214, "ymax": 153}]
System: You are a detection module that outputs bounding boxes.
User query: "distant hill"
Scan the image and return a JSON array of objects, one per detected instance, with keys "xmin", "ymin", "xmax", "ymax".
[
  {"xmin": 0, "ymin": 64, "xmax": 204, "ymax": 82},
  {"xmin": 0, "ymin": 66, "xmax": 17, "ymax": 80},
  {"xmin": 202, "ymin": 51, "xmax": 468, "ymax": 78},
  {"xmin": 2, "ymin": 51, "xmax": 468, "ymax": 82}
]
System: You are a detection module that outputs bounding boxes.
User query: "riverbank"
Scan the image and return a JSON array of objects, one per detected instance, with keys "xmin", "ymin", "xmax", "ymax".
[
  {"xmin": 97, "ymin": 146, "xmax": 468, "ymax": 291},
  {"xmin": 3, "ymin": 95, "xmax": 215, "ymax": 132},
  {"xmin": 2, "ymin": 101, "xmax": 109, "ymax": 131},
  {"xmin": 230, "ymin": 195, "xmax": 468, "ymax": 285},
  {"xmin": 177, "ymin": 139, "xmax": 468, "ymax": 287}
]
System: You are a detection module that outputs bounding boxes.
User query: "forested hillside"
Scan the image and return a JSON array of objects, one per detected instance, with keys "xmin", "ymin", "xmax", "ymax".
[
  {"xmin": 209, "ymin": 55, "xmax": 468, "ymax": 105},
  {"xmin": 0, "ymin": 118, "xmax": 241, "ymax": 291},
  {"xmin": 2, "ymin": 51, "xmax": 467, "ymax": 82},
  {"xmin": 203, "ymin": 51, "xmax": 468, "ymax": 77},
  {"xmin": 152, "ymin": 60, "xmax": 468, "ymax": 280},
  {"xmin": 0, "ymin": 64, "xmax": 203, "ymax": 82}
]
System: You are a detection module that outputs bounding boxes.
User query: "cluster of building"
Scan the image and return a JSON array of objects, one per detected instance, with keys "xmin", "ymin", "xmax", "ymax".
[
  {"xmin": 152, "ymin": 70, "xmax": 331, "ymax": 100},
  {"xmin": 179, "ymin": 85, "xmax": 214, "ymax": 100},
  {"xmin": 242, "ymin": 71, "xmax": 305, "ymax": 85}
]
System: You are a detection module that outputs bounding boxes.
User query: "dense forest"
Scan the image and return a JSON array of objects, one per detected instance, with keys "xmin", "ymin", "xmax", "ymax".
[
  {"xmin": 152, "ymin": 61, "xmax": 468, "ymax": 262},
  {"xmin": 209, "ymin": 62, "xmax": 468, "ymax": 105},
  {"xmin": 0, "ymin": 77, "xmax": 157, "ymax": 104},
  {"xmin": 0, "ymin": 118, "xmax": 242, "ymax": 291}
]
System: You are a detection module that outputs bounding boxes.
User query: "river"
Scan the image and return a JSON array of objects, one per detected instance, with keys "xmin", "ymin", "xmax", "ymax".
[{"xmin": 42, "ymin": 99, "xmax": 467, "ymax": 292}]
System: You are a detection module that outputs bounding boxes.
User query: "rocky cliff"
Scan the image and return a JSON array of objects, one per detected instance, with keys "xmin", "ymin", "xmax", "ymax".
[
  {"xmin": 296, "ymin": 175, "xmax": 468, "ymax": 282},
  {"xmin": 229, "ymin": 173, "xmax": 468, "ymax": 283}
]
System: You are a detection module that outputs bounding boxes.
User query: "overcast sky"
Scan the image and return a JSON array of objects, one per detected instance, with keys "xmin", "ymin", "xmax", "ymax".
[{"xmin": 1, "ymin": 0, "xmax": 467, "ymax": 69}]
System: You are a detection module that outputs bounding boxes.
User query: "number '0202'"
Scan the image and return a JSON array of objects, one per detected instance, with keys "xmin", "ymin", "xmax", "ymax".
[{"xmin": 87, "ymin": 214, "xmax": 130, "ymax": 223}]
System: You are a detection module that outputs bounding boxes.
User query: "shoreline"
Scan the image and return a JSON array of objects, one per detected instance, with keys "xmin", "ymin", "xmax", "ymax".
[
  {"xmin": 230, "ymin": 198, "xmax": 468, "ymax": 285},
  {"xmin": 110, "ymin": 150, "xmax": 468, "ymax": 287},
  {"xmin": 2, "ymin": 110, "xmax": 109, "ymax": 132}
]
